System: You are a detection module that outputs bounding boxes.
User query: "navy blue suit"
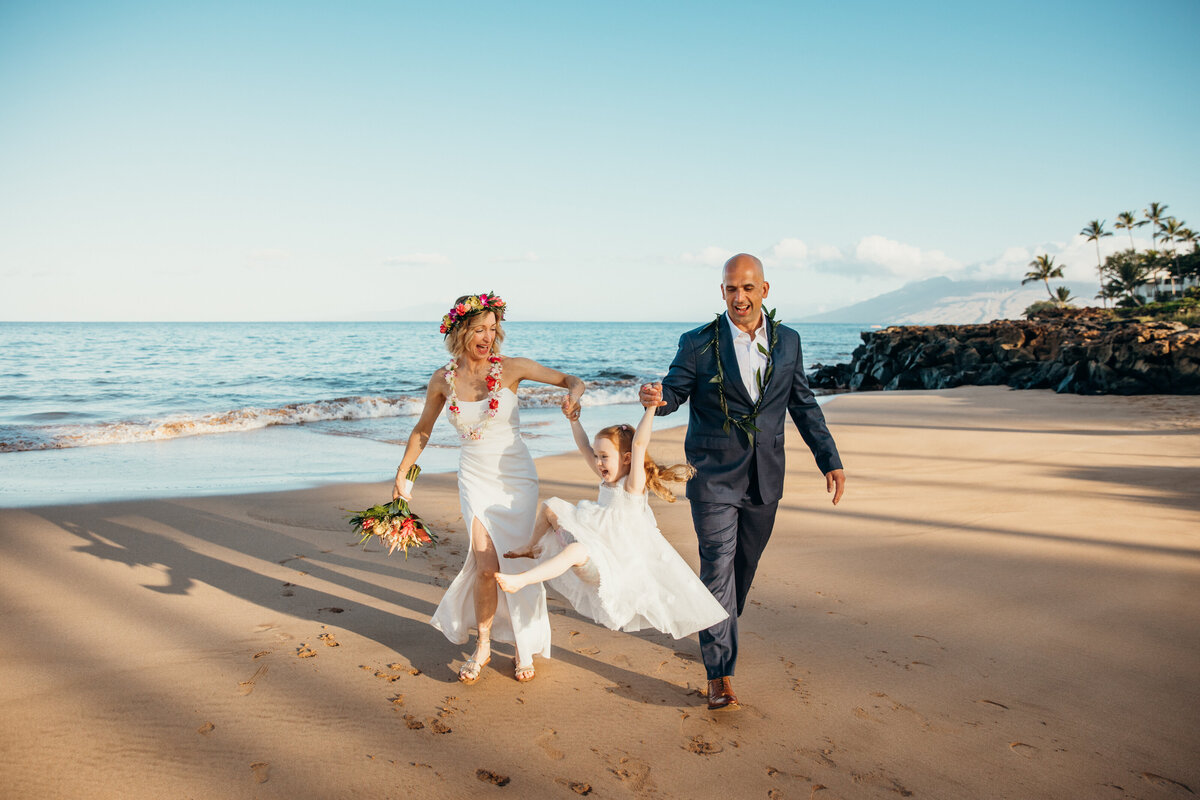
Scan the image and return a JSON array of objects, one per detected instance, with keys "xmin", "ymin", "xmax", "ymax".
[{"xmin": 657, "ymin": 313, "xmax": 842, "ymax": 679}]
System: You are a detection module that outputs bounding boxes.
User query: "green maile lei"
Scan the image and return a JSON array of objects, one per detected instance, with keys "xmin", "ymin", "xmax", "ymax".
[{"xmin": 698, "ymin": 308, "xmax": 779, "ymax": 447}]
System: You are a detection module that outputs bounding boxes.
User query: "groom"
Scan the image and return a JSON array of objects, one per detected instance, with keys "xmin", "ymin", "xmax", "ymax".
[{"xmin": 640, "ymin": 253, "xmax": 845, "ymax": 710}]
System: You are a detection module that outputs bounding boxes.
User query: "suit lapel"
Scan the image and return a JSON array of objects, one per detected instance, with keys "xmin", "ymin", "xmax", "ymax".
[
  {"xmin": 758, "ymin": 314, "xmax": 782, "ymax": 402},
  {"xmin": 717, "ymin": 312, "xmax": 754, "ymax": 407}
]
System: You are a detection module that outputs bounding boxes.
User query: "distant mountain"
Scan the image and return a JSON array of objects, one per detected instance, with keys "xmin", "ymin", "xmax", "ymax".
[{"xmin": 797, "ymin": 276, "xmax": 1095, "ymax": 325}]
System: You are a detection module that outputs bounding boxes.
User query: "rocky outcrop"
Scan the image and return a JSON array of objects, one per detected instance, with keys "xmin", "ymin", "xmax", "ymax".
[{"xmin": 808, "ymin": 312, "xmax": 1200, "ymax": 395}]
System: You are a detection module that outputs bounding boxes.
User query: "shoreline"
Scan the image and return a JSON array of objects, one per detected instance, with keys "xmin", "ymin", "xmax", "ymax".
[{"xmin": 2, "ymin": 386, "xmax": 1198, "ymax": 798}]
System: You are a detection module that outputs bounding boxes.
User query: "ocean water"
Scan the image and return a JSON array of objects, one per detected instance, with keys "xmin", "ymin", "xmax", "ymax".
[{"xmin": 0, "ymin": 321, "xmax": 865, "ymax": 506}]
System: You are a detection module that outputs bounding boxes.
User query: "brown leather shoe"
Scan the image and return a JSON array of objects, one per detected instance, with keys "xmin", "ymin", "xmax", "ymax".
[{"xmin": 707, "ymin": 676, "xmax": 739, "ymax": 710}]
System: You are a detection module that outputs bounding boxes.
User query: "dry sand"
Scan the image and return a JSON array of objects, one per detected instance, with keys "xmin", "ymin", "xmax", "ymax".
[{"xmin": 1, "ymin": 386, "xmax": 1198, "ymax": 799}]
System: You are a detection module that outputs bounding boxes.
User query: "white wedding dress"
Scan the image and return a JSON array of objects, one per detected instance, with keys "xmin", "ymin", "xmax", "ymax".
[
  {"xmin": 429, "ymin": 387, "xmax": 552, "ymax": 662},
  {"xmin": 540, "ymin": 482, "xmax": 728, "ymax": 639}
]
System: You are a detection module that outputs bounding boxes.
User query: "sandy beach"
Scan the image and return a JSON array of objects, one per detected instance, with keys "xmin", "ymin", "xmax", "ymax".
[{"xmin": 1, "ymin": 386, "xmax": 1198, "ymax": 800}]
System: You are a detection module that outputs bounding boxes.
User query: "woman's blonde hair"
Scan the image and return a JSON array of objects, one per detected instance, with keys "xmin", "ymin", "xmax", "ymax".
[
  {"xmin": 443, "ymin": 297, "xmax": 505, "ymax": 359},
  {"xmin": 595, "ymin": 423, "xmax": 695, "ymax": 502}
]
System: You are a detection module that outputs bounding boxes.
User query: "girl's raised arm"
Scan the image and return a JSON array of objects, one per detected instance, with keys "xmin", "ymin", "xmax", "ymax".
[
  {"xmin": 623, "ymin": 405, "xmax": 656, "ymax": 495},
  {"xmin": 569, "ymin": 416, "xmax": 603, "ymax": 479},
  {"xmin": 393, "ymin": 371, "xmax": 448, "ymax": 500}
]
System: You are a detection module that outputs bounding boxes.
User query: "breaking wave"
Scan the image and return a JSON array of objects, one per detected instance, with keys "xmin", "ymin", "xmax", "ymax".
[{"xmin": 0, "ymin": 378, "xmax": 645, "ymax": 453}]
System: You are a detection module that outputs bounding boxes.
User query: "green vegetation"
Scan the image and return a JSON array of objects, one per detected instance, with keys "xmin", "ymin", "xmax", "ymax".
[
  {"xmin": 1021, "ymin": 201, "xmax": 1197, "ymax": 317},
  {"xmin": 1111, "ymin": 286, "xmax": 1200, "ymax": 327}
]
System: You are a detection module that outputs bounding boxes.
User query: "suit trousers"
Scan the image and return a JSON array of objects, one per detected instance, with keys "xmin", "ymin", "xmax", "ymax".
[{"xmin": 691, "ymin": 492, "xmax": 780, "ymax": 680}]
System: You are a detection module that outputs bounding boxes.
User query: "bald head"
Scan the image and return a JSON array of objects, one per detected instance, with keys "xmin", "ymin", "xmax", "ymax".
[
  {"xmin": 721, "ymin": 253, "xmax": 769, "ymax": 333},
  {"xmin": 723, "ymin": 253, "xmax": 765, "ymax": 282}
]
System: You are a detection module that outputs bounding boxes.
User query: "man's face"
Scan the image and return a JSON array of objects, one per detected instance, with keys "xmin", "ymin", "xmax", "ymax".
[{"xmin": 721, "ymin": 259, "xmax": 769, "ymax": 330}]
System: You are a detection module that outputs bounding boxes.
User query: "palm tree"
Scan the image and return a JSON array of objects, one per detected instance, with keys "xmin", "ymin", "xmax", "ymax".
[
  {"xmin": 1094, "ymin": 284, "xmax": 1119, "ymax": 307},
  {"xmin": 1080, "ymin": 220, "xmax": 1113, "ymax": 305},
  {"xmin": 1053, "ymin": 286, "xmax": 1075, "ymax": 306},
  {"xmin": 1144, "ymin": 202, "xmax": 1169, "ymax": 250},
  {"xmin": 1022, "ymin": 254, "xmax": 1065, "ymax": 301},
  {"xmin": 1160, "ymin": 217, "xmax": 1188, "ymax": 295},
  {"xmin": 1141, "ymin": 249, "xmax": 1166, "ymax": 300},
  {"xmin": 1105, "ymin": 258, "xmax": 1152, "ymax": 306},
  {"xmin": 1114, "ymin": 210, "xmax": 1146, "ymax": 250}
]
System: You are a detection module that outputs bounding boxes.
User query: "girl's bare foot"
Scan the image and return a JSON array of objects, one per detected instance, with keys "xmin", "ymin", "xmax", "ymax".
[
  {"xmin": 495, "ymin": 572, "xmax": 527, "ymax": 594},
  {"xmin": 503, "ymin": 545, "xmax": 540, "ymax": 559}
]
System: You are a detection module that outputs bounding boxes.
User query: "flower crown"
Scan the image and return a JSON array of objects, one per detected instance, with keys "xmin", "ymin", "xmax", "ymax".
[{"xmin": 439, "ymin": 292, "xmax": 506, "ymax": 335}]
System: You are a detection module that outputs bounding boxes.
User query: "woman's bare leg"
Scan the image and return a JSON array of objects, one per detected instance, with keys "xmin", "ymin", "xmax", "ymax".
[
  {"xmin": 461, "ymin": 516, "xmax": 498, "ymax": 679},
  {"xmin": 504, "ymin": 504, "xmax": 559, "ymax": 560},
  {"xmin": 496, "ymin": 541, "xmax": 590, "ymax": 593}
]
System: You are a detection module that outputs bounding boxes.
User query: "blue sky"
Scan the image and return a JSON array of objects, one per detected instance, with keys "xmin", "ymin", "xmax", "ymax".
[{"xmin": 2, "ymin": 1, "xmax": 1197, "ymax": 321}]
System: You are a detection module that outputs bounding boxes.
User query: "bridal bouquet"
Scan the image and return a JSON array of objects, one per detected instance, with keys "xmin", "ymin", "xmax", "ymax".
[{"xmin": 348, "ymin": 465, "xmax": 437, "ymax": 558}]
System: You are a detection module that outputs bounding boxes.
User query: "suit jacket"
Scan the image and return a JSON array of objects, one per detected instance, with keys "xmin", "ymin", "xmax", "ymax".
[{"xmin": 657, "ymin": 312, "xmax": 842, "ymax": 505}]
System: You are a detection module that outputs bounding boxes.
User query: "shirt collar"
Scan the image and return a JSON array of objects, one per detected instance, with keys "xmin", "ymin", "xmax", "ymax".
[{"xmin": 726, "ymin": 310, "xmax": 768, "ymax": 343}]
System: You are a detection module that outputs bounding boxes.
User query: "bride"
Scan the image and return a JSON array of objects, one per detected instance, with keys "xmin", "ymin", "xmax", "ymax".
[{"xmin": 394, "ymin": 292, "xmax": 584, "ymax": 684}]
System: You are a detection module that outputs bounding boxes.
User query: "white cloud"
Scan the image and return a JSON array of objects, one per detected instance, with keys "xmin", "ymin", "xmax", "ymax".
[
  {"xmin": 854, "ymin": 234, "xmax": 961, "ymax": 279},
  {"xmin": 812, "ymin": 244, "xmax": 845, "ymax": 262},
  {"xmin": 677, "ymin": 245, "xmax": 734, "ymax": 266},
  {"xmin": 383, "ymin": 253, "xmax": 450, "ymax": 266},
  {"xmin": 764, "ymin": 238, "xmax": 809, "ymax": 266}
]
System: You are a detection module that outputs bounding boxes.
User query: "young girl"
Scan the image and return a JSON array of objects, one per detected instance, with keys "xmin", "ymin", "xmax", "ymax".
[{"xmin": 495, "ymin": 405, "xmax": 728, "ymax": 639}]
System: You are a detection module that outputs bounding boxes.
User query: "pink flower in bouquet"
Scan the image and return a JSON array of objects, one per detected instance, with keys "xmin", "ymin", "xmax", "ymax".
[{"xmin": 455, "ymin": 302, "xmax": 468, "ymax": 315}]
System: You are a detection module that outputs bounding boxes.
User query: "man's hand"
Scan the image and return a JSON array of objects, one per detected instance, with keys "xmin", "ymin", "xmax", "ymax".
[
  {"xmin": 639, "ymin": 381, "xmax": 665, "ymax": 408},
  {"xmin": 825, "ymin": 468, "xmax": 846, "ymax": 505}
]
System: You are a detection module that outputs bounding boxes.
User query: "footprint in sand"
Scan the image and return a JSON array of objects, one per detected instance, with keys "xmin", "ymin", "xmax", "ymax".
[
  {"xmin": 280, "ymin": 581, "xmax": 294, "ymax": 597},
  {"xmin": 238, "ymin": 664, "xmax": 269, "ymax": 695},
  {"xmin": 536, "ymin": 729, "xmax": 565, "ymax": 760},
  {"xmin": 1008, "ymin": 742, "xmax": 1037, "ymax": 758},
  {"xmin": 252, "ymin": 650, "xmax": 270, "ymax": 660},
  {"xmin": 555, "ymin": 778, "xmax": 592, "ymax": 795},
  {"xmin": 1140, "ymin": 772, "xmax": 1194, "ymax": 794},
  {"xmin": 250, "ymin": 762, "xmax": 270, "ymax": 784},
  {"xmin": 389, "ymin": 694, "xmax": 405, "ymax": 707},
  {"xmin": 296, "ymin": 645, "xmax": 317, "ymax": 658},
  {"xmin": 685, "ymin": 735, "xmax": 723, "ymax": 755},
  {"xmin": 197, "ymin": 722, "xmax": 215, "ymax": 735},
  {"xmin": 595, "ymin": 749, "xmax": 653, "ymax": 792},
  {"xmin": 801, "ymin": 744, "xmax": 838, "ymax": 769},
  {"xmin": 475, "ymin": 769, "xmax": 510, "ymax": 786},
  {"xmin": 851, "ymin": 770, "xmax": 912, "ymax": 797},
  {"xmin": 318, "ymin": 632, "xmax": 339, "ymax": 647},
  {"xmin": 403, "ymin": 715, "xmax": 425, "ymax": 730}
]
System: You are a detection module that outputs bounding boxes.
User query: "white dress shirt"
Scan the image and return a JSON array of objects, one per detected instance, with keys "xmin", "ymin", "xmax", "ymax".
[{"xmin": 726, "ymin": 312, "xmax": 770, "ymax": 403}]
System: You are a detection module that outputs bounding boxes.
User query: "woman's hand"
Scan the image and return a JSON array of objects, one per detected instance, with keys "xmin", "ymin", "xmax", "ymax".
[
  {"xmin": 392, "ymin": 473, "xmax": 413, "ymax": 501},
  {"xmin": 561, "ymin": 393, "xmax": 582, "ymax": 420}
]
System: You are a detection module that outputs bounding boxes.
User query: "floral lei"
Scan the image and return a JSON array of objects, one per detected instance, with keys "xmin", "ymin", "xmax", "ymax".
[
  {"xmin": 445, "ymin": 355, "xmax": 503, "ymax": 440},
  {"xmin": 698, "ymin": 307, "xmax": 778, "ymax": 447},
  {"xmin": 440, "ymin": 292, "xmax": 506, "ymax": 336}
]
